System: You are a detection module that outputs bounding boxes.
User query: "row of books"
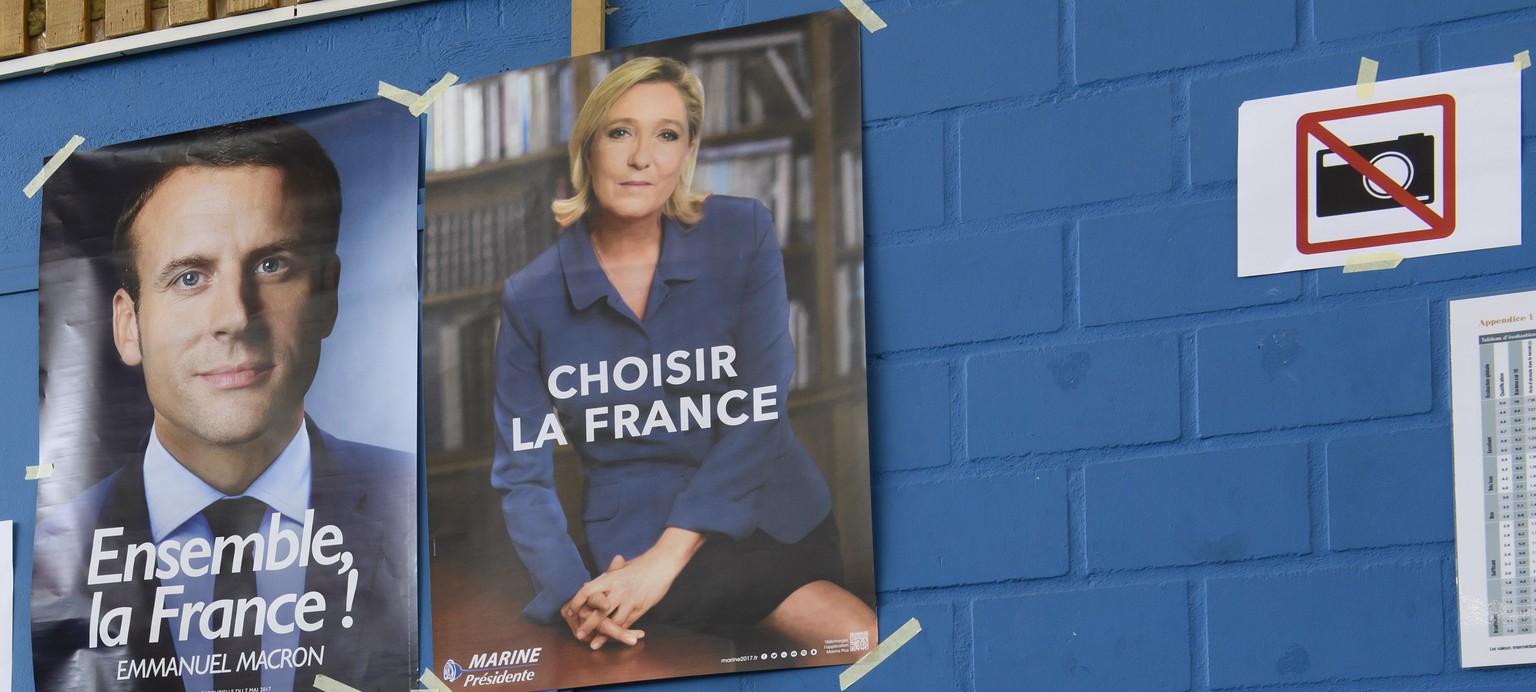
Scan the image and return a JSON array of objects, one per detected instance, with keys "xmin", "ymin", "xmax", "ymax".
[
  {"xmin": 694, "ymin": 138, "xmax": 797, "ymax": 246},
  {"xmin": 423, "ymin": 184, "xmax": 560, "ymax": 297},
  {"xmin": 426, "ymin": 41, "xmax": 814, "ymax": 175},
  {"xmin": 427, "ymin": 56, "xmax": 611, "ymax": 173}
]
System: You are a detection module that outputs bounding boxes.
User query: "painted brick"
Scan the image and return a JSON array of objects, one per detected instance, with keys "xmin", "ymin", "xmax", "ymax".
[
  {"xmin": 1319, "ymin": 150, "xmax": 1536, "ymax": 294},
  {"xmin": 875, "ymin": 473, "xmax": 1068, "ymax": 590},
  {"xmin": 1328, "ymin": 427, "xmax": 1453, "ymax": 550},
  {"xmin": 1443, "ymin": 19, "xmax": 1536, "ymax": 137},
  {"xmin": 969, "ymin": 336, "xmax": 1181, "ymax": 455},
  {"xmin": 1080, "ymin": 200, "xmax": 1301, "ymax": 325},
  {"xmin": 1190, "ymin": 42, "xmax": 1419, "ymax": 185},
  {"xmin": 962, "ymin": 86, "xmax": 1174, "ymax": 218},
  {"xmin": 1207, "ymin": 563, "xmax": 1444, "ymax": 686},
  {"xmin": 974, "ymin": 584, "xmax": 1191, "ymax": 691},
  {"xmin": 1196, "ymin": 301, "xmax": 1432, "ymax": 435},
  {"xmin": 864, "ymin": 123, "xmax": 945, "ymax": 234},
  {"xmin": 0, "ymin": 291, "xmax": 38, "ymax": 510},
  {"xmin": 1314, "ymin": 0, "xmax": 1533, "ymax": 41},
  {"xmin": 1077, "ymin": 0, "xmax": 1296, "ymax": 81},
  {"xmin": 869, "ymin": 361, "xmax": 951, "ymax": 472},
  {"xmin": 1085, "ymin": 445, "xmax": 1310, "ymax": 570},
  {"xmin": 866, "ymin": 229, "xmax": 1063, "ymax": 351},
  {"xmin": 862, "ymin": 0, "xmax": 1057, "ymax": 119}
]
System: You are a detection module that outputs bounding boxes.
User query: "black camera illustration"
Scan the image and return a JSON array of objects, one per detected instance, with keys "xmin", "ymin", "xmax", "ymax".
[{"xmin": 1315, "ymin": 133, "xmax": 1435, "ymax": 217}]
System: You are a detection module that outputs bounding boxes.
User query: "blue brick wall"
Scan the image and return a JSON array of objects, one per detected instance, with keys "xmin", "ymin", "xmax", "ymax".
[
  {"xmin": 3, "ymin": 0, "xmax": 1536, "ymax": 690},
  {"xmin": 1084, "ymin": 445, "xmax": 1310, "ymax": 570}
]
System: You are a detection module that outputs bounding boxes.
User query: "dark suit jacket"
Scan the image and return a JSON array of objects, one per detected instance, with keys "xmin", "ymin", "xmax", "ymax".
[
  {"xmin": 30, "ymin": 422, "xmax": 416, "ymax": 691},
  {"xmin": 490, "ymin": 195, "xmax": 834, "ymax": 624}
]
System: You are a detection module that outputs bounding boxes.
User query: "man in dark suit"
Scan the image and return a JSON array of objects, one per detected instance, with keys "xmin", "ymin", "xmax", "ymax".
[{"xmin": 30, "ymin": 117, "xmax": 415, "ymax": 692}]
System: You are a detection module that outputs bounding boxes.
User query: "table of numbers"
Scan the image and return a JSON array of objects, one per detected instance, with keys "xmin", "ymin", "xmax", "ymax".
[{"xmin": 1482, "ymin": 331, "xmax": 1536, "ymax": 637}]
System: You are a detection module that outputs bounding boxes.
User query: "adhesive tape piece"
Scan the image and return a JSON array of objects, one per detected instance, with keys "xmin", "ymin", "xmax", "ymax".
[
  {"xmin": 838, "ymin": 617, "xmax": 922, "ymax": 690},
  {"xmin": 1516, "ymin": 50, "xmax": 1531, "ymax": 72},
  {"xmin": 23, "ymin": 135, "xmax": 85, "ymax": 199},
  {"xmin": 24, "ymin": 464, "xmax": 54, "ymax": 480},
  {"xmin": 312, "ymin": 674, "xmax": 362, "ymax": 692},
  {"xmin": 419, "ymin": 668, "xmax": 452, "ymax": 691},
  {"xmin": 1355, "ymin": 57, "xmax": 1378, "ymax": 100},
  {"xmin": 378, "ymin": 81, "xmax": 422, "ymax": 108},
  {"xmin": 410, "ymin": 73, "xmax": 459, "ymax": 117},
  {"xmin": 1342, "ymin": 252, "xmax": 1405, "ymax": 273},
  {"xmin": 838, "ymin": 0, "xmax": 887, "ymax": 33}
]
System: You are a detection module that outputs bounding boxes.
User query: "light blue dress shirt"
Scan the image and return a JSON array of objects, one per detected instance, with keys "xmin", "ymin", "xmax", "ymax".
[{"xmin": 143, "ymin": 423, "xmax": 312, "ymax": 692}]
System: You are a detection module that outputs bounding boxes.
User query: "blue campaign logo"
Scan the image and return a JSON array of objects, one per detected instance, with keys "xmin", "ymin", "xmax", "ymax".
[{"xmin": 443, "ymin": 659, "xmax": 464, "ymax": 682}]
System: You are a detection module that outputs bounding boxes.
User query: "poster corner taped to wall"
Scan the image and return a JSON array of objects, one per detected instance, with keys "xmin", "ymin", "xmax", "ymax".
[{"xmin": 1237, "ymin": 62, "xmax": 1522, "ymax": 278}]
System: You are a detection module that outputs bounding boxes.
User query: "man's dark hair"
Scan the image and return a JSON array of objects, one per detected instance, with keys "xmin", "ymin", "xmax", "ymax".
[{"xmin": 112, "ymin": 117, "xmax": 343, "ymax": 301}]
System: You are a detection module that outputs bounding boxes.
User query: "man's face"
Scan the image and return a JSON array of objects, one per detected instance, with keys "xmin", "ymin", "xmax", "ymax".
[{"xmin": 112, "ymin": 165, "xmax": 339, "ymax": 453}]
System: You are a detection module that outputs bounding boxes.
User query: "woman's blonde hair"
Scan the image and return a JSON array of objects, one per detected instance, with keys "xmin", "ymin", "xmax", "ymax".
[{"xmin": 552, "ymin": 57, "xmax": 708, "ymax": 227}]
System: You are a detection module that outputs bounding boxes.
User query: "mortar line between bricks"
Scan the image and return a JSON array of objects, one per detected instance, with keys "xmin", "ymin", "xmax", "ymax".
[
  {"xmin": 1171, "ymin": 77, "xmax": 1192, "ymax": 192},
  {"xmin": 1063, "ymin": 220, "xmax": 1081, "ymax": 331},
  {"xmin": 1057, "ymin": 0, "xmax": 1076, "ymax": 87},
  {"xmin": 957, "ymin": 599, "xmax": 977, "ymax": 692},
  {"xmin": 1307, "ymin": 439, "xmax": 1330, "ymax": 555},
  {"xmin": 1420, "ymin": 30, "xmax": 1439, "ymax": 75},
  {"xmin": 1180, "ymin": 330, "xmax": 1199, "ymax": 441},
  {"xmin": 1191, "ymin": 579, "xmax": 1211, "ymax": 690},
  {"xmin": 941, "ymin": 117, "xmax": 960, "ymax": 225},
  {"xmin": 871, "ymin": 545, "xmax": 1452, "ymax": 599},
  {"xmin": 1440, "ymin": 557, "xmax": 1458, "ymax": 678},
  {"xmin": 950, "ymin": 357, "xmax": 968, "ymax": 465},
  {"xmin": 1298, "ymin": 0, "xmax": 1317, "ymax": 47},
  {"xmin": 1066, "ymin": 464, "xmax": 1088, "ymax": 576}
]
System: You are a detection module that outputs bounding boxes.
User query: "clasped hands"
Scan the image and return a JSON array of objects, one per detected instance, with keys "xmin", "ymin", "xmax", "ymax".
[{"xmin": 560, "ymin": 527, "xmax": 705, "ymax": 650}]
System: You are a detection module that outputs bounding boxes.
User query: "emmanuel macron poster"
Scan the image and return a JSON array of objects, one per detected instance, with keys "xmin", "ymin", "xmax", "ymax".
[
  {"xmin": 423, "ymin": 11, "xmax": 878, "ymax": 690},
  {"xmin": 30, "ymin": 99, "xmax": 419, "ymax": 691}
]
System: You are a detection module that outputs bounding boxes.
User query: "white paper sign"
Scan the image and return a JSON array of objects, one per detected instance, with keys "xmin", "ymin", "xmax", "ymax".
[
  {"xmin": 1451, "ymin": 290, "xmax": 1536, "ymax": 668},
  {"xmin": 1239, "ymin": 63, "xmax": 1522, "ymax": 276}
]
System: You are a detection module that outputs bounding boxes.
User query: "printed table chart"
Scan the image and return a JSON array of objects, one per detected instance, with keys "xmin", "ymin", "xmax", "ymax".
[{"xmin": 1481, "ymin": 330, "xmax": 1536, "ymax": 636}]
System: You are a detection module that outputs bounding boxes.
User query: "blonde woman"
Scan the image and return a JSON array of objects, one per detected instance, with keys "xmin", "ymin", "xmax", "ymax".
[{"xmin": 491, "ymin": 57, "xmax": 877, "ymax": 652}]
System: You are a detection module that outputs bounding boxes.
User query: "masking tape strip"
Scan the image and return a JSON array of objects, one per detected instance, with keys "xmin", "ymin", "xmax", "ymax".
[
  {"xmin": 838, "ymin": 0, "xmax": 887, "ymax": 33},
  {"xmin": 1516, "ymin": 50, "xmax": 1531, "ymax": 72},
  {"xmin": 312, "ymin": 674, "xmax": 362, "ymax": 692},
  {"xmin": 409, "ymin": 72, "xmax": 458, "ymax": 117},
  {"xmin": 1342, "ymin": 252, "xmax": 1404, "ymax": 273},
  {"xmin": 838, "ymin": 617, "xmax": 921, "ymax": 690},
  {"xmin": 24, "ymin": 464, "xmax": 53, "ymax": 480},
  {"xmin": 378, "ymin": 81, "xmax": 420, "ymax": 108},
  {"xmin": 377, "ymin": 72, "xmax": 459, "ymax": 117},
  {"xmin": 22, "ymin": 135, "xmax": 85, "ymax": 199},
  {"xmin": 1355, "ymin": 57, "xmax": 1378, "ymax": 100},
  {"xmin": 418, "ymin": 669, "xmax": 451, "ymax": 691}
]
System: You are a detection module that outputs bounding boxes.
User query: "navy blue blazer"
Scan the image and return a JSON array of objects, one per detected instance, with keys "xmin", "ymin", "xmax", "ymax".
[
  {"xmin": 491, "ymin": 195, "xmax": 833, "ymax": 625},
  {"xmin": 30, "ymin": 421, "xmax": 417, "ymax": 691}
]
